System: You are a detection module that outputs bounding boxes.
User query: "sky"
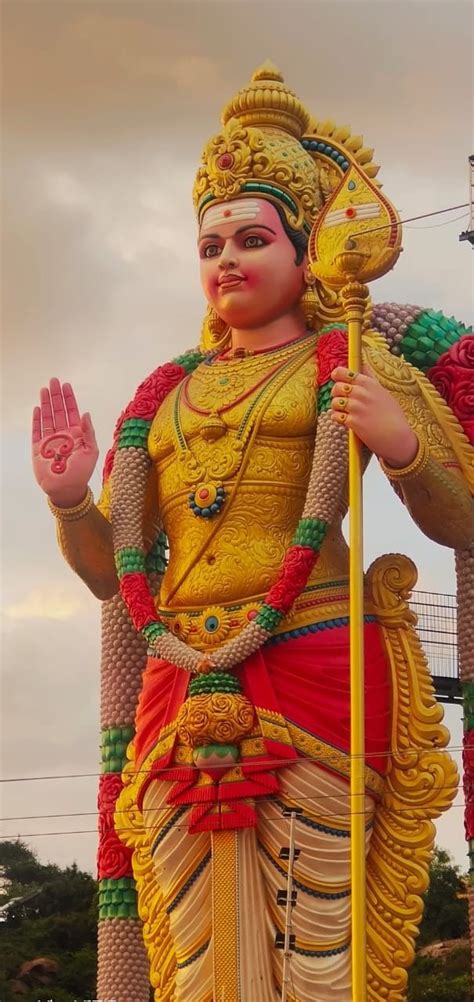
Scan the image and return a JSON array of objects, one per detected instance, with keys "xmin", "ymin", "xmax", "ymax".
[{"xmin": 1, "ymin": 0, "xmax": 473, "ymax": 876}]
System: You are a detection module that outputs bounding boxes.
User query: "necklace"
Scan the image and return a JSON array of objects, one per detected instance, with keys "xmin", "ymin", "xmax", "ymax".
[
  {"xmin": 173, "ymin": 338, "xmax": 317, "ymax": 518},
  {"xmin": 215, "ymin": 330, "xmax": 312, "ymax": 362},
  {"xmin": 110, "ymin": 324, "xmax": 349, "ymax": 681},
  {"xmin": 182, "ymin": 357, "xmax": 291, "ymax": 435}
]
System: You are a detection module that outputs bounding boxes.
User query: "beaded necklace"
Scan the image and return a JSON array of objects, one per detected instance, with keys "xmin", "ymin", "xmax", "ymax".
[
  {"xmin": 110, "ymin": 329, "xmax": 349, "ymax": 762},
  {"xmin": 174, "ymin": 340, "xmax": 318, "ymax": 518}
]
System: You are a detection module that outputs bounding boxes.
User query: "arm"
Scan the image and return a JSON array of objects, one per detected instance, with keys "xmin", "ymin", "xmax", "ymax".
[
  {"xmin": 51, "ymin": 488, "xmax": 119, "ymax": 601},
  {"xmin": 380, "ymin": 436, "xmax": 474, "ymax": 550},
  {"xmin": 330, "ymin": 340, "xmax": 474, "ymax": 550},
  {"xmin": 32, "ymin": 379, "xmax": 119, "ymax": 601}
]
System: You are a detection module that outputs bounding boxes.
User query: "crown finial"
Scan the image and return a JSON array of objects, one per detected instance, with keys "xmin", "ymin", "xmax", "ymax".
[
  {"xmin": 251, "ymin": 61, "xmax": 284, "ymax": 83},
  {"xmin": 221, "ymin": 62, "xmax": 309, "ymax": 137}
]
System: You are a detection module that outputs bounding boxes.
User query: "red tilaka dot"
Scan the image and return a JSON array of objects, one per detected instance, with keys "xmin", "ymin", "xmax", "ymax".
[
  {"xmin": 198, "ymin": 488, "xmax": 210, "ymax": 500},
  {"xmin": 345, "ymin": 207, "xmax": 356, "ymax": 218},
  {"xmin": 224, "ymin": 209, "xmax": 232, "ymax": 217}
]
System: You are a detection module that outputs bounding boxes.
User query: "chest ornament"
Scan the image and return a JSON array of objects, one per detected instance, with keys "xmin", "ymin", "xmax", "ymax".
[{"xmin": 175, "ymin": 346, "xmax": 314, "ymax": 519}]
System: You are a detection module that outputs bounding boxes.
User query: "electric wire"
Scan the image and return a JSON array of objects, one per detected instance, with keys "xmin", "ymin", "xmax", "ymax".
[
  {"xmin": 354, "ymin": 201, "xmax": 469, "ymax": 239},
  {"xmin": 1, "ymin": 800, "xmax": 469, "ymax": 841},
  {"xmin": 0, "ymin": 772, "xmax": 465, "ymax": 825},
  {"xmin": 0, "ymin": 739, "xmax": 466, "ymax": 788}
]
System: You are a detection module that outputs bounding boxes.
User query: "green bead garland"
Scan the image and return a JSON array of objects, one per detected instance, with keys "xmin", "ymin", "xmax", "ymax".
[
  {"xmin": 292, "ymin": 517, "xmax": 328, "ymax": 551},
  {"xmin": 101, "ymin": 726, "xmax": 135, "ymax": 773},
  {"xmin": 399, "ymin": 310, "xmax": 470, "ymax": 372}
]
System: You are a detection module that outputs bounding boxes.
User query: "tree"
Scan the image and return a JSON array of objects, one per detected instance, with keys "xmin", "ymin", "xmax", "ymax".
[
  {"xmin": 418, "ymin": 847, "xmax": 469, "ymax": 947},
  {"xmin": 0, "ymin": 841, "xmax": 97, "ymax": 1002}
]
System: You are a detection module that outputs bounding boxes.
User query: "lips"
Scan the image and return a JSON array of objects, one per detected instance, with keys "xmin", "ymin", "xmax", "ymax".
[{"xmin": 218, "ymin": 275, "xmax": 246, "ymax": 289}]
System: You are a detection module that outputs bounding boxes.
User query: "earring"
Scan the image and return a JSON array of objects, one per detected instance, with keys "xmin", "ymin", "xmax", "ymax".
[
  {"xmin": 206, "ymin": 306, "xmax": 229, "ymax": 341},
  {"xmin": 300, "ymin": 281, "xmax": 320, "ymax": 332}
]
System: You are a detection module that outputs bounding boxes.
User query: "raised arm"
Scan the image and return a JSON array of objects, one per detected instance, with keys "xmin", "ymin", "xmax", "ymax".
[{"xmin": 32, "ymin": 378, "xmax": 119, "ymax": 600}]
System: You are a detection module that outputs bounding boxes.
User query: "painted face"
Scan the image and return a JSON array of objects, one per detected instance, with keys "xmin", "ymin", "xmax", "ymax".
[{"xmin": 198, "ymin": 198, "xmax": 306, "ymax": 329}]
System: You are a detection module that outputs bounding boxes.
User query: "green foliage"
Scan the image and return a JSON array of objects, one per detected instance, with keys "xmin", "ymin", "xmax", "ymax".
[
  {"xmin": 0, "ymin": 841, "xmax": 97, "ymax": 1002},
  {"xmin": 0, "ymin": 841, "xmax": 471, "ymax": 1002},
  {"xmin": 408, "ymin": 954, "xmax": 471, "ymax": 1002},
  {"xmin": 407, "ymin": 849, "xmax": 471, "ymax": 1002},
  {"xmin": 418, "ymin": 847, "xmax": 469, "ymax": 947}
]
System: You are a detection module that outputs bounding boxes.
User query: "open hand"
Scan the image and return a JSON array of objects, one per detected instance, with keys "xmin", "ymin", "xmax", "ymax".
[
  {"xmin": 330, "ymin": 365, "xmax": 419, "ymax": 468},
  {"xmin": 32, "ymin": 378, "xmax": 99, "ymax": 506}
]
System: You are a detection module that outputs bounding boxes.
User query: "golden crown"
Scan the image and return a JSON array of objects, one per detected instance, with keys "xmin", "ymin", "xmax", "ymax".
[{"xmin": 193, "ymin": 61, "xmax": 380, "ymax": 233}]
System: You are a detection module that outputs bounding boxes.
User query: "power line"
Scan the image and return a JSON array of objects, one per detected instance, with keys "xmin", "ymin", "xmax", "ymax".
[
  {"xmin": 0, "ymin": 742, "xmax": 465, "ymax": 785},
  {"xmin": 405, "ymin": 211, "xmax": 469, "ymax": 231},
  {"xmin": 0, "ymin": 774, "xmax": 464, "ymax": 824},
  {"xmin": 0, "ymin": 801, "xmax": 469, "ymax": 842},
  {"xmin": 357, "ymin": 201, "xmax": 469, "ymax": 238}
]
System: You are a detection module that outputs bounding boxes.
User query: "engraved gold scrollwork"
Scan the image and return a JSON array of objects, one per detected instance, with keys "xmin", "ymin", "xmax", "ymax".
[
  {"xmin": 116, "ymin": 750, "xmax": 176, "ymax": 1002},
  {"xmin": 365, "ymin": 554, "xmax": 458, "ymax": 1002}
]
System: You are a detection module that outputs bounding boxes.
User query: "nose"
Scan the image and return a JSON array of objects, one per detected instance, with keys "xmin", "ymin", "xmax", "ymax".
[{"xmin": 218, "ymin": 239, "xmax": 239, "ymax": 271}]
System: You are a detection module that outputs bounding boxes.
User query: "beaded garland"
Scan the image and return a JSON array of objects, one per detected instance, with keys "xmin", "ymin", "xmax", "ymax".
[
  {"xmin": 108, "ymin": 319, "xmax": 473, "ymax": 679},
  {"xmin": 110, "ymin": 329, "xmax": 350, "ymax": 676}
]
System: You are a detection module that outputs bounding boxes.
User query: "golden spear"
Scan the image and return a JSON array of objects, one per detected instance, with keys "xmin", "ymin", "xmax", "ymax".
[{"xmin": 309, "ymin": 163, "xmax": 402, "ymax": 1001}]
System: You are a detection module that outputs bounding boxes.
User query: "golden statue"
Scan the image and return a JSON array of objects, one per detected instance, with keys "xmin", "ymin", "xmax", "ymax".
[{"xmin": 32, "ymin": 63, "xmax": 474, "ymax": 1001}]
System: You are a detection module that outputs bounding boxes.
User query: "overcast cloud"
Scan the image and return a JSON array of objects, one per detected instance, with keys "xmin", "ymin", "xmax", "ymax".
[{"xmin": 1, "ymin": 0, "xmax": 473, "ymax": 873}]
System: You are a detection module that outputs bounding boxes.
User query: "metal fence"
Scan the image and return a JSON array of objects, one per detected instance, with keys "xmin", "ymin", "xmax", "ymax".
[{"xmin": 409, "ymin": 590, "xmax": 459, "ymax": 701}]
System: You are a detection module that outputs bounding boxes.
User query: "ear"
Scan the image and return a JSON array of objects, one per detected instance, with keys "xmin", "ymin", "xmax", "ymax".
[{"xmin": 303, "ymin": 262, "xmax": 314, "ymax": 285}]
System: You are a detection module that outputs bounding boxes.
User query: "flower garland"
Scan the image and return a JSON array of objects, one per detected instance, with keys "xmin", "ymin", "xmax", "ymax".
[{"xmin": 110, "ymin": 329, "xmax": 350, "ymax": 678}]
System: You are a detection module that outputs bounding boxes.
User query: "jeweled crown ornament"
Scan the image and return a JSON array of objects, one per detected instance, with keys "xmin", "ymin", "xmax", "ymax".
[
  {"xmin": 193, "ymin": 61, "xmax": 323, "ymax": 234},
  {"xmin": 196, "ymin": 62, "xmax": 386, "ymax": 349}
]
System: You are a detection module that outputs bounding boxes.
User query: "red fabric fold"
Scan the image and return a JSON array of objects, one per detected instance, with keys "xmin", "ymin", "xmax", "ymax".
[{"xmin": 132, "ymin": 622, "xmax": 391, "ymax": 831}]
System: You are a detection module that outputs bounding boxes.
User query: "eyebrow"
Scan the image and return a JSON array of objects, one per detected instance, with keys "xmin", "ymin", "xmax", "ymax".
[{"xmin": 198, "ymin": 224, "xmax": 277, "ymax": 242}]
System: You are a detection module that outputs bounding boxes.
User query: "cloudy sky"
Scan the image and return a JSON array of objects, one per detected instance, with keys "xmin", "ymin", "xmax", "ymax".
[{"xmin": 1, "ymin": 0, "xmax": 473, "ymax": 875}]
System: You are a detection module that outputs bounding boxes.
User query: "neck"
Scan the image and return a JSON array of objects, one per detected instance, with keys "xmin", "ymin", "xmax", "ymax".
[{"xmin": 230, "ymin": 307, "xmax": 305, "ymax": 352}]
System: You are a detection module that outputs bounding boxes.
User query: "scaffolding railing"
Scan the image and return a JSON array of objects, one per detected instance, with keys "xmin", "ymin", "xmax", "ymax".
[{"xmin": 409, "ymin": 590, "xmax": 459, "ymax": 701}]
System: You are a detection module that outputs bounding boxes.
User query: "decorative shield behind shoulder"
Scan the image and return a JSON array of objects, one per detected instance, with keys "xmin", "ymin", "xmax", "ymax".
[{"xmin": 308, "ymin": 162, "xmax": 402, "ymax": 288}]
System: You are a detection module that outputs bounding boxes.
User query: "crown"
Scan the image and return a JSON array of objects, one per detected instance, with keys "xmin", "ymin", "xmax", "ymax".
[{"xmin": 193, "ymin": 62, "xmax": 323, "ymax": 232}]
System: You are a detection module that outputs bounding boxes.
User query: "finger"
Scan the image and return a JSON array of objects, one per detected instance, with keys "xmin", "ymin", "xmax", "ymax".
[
  {"xmin": 330, "ymin": 409, "xmax": 350, "ymax": 428},
  {"xmin": 63, "ymin": 383, "xmax": 81, "ymax": 427},
  {"xmin": 49, "ymin": 377, "xmax": 68, "ymax": 431},
  {"xmin": 331, "ymin": 394, "xmax": 351, "ymax": 413},
  {"xmin": 331, "ymin": 366, "xmax": 359, "ymax": 382},
  {"xmin": 330, "ymin": 381, "xmax": 354, "ymax": 398},
  {"xmin": 40, "ymin": 386, "xmax": 54, "ymax": 434},
  {"xmin": 80, "ymin": 412, "xmax": 97, "ymax": 448},
  {"xmin": 32, "ymin": 406, "xmax": 42, "ymax": 445}
]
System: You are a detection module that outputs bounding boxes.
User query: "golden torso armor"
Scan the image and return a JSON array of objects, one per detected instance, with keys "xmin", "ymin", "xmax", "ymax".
[{"xmin": 148, "ymin": 337, "xmax": 351, "ymax": 645}]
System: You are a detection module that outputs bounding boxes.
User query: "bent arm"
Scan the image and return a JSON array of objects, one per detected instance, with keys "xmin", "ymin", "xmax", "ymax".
[
  {"xmin": 382, "ymin": 442, "xmax": 474, "ymax": 549},
  {"xmin": 363, "ymin": 338, "xmax": 474, "ymax": 550}
]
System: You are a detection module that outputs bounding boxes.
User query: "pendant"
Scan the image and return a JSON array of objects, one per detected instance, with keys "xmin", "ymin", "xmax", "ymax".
[
  {"xmin": 189, "ymin": 482, "xmax": 226, "ymax": 518},
  {"xmin": 199, "ymin": 412, "xmax": 227, "ymax": 442}
]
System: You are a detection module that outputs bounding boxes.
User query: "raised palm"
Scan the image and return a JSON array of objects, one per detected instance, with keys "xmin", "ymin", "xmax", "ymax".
[{"xmin": 32, "ymin": 378, "xmax": 99, "ymax": 506}]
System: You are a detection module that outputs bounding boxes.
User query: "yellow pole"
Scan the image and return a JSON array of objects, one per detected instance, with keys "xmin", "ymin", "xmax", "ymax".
[{"xmin": 340, "ymin": 271, "xmax": 370, "ymax": 1002}]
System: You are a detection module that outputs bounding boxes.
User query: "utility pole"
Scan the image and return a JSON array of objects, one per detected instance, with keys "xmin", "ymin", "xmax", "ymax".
[
  {"xmin": 459, "ymin": 155, "xmax": 474, "ymax": 247},
  {"xmin": 276, "ymin": 806, "xmax": 302, "ymax": 1002}
]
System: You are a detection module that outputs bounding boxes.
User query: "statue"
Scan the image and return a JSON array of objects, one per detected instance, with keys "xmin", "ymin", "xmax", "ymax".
[{"xmin": 32, "ymin": 63, "xmax": 474, "ymax": 1002}]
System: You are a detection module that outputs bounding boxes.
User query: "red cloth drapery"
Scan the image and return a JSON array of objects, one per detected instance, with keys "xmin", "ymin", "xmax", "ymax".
[{"xmin": 133, "ymin": 622, "xmax": 392, "ymax": 831}]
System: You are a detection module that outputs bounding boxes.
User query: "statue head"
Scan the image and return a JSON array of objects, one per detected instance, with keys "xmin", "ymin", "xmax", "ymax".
[
  {"xmin": 198, "ymin": 196, "xmax": 309, "ymax": 332},
  {"xmin": 194, "ymin": 62, "xmax": 382, "ymax": 349}
]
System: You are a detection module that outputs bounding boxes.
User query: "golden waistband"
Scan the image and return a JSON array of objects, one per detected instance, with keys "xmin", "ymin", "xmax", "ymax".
[{"xmin": 156, "ymin": 580, "xmax": 356, "ymax": 651}]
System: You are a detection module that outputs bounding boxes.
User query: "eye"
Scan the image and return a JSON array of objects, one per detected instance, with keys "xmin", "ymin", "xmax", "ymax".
[
  {"xmin": 244, "ymin": 234, "xmax": 265, "ymax": 248},
  {"xmin": 202, "ymin": 244, "xmax": 221, "ymax": 258}
]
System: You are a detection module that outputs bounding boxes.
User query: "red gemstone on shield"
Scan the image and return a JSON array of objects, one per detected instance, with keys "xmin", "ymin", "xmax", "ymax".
[
  {"xmin": 247, "ymin": 609, "xmax": 257, "ymax": 621},
  {"xmin": 345, "ymin": 207, "xmax": 356, "ymax": 218},
  {"xmin": 198, "ymin": 488, "xmax": 210, "ymax": 500},
  {"xmin": 217, "ymin": 153, "xmax": 235, "ymax": 170}
]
